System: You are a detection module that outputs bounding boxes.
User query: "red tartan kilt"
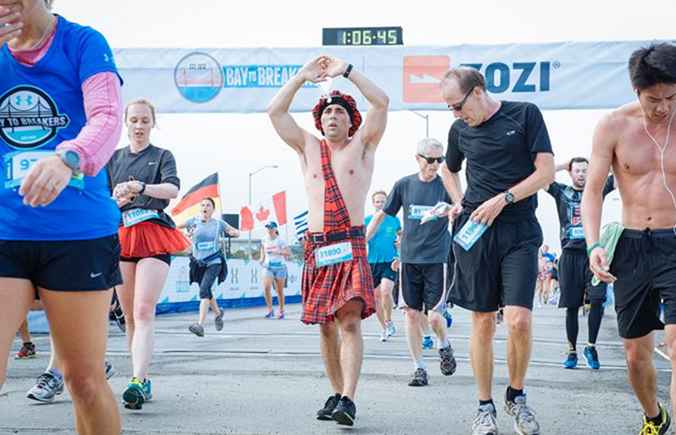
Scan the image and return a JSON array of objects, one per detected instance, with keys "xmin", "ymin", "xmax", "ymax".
[
  {"xmin": 119, "ymin": 221, "xmax": 190, "ymax": 258},
  {"xmin": 301, "ymin": 234, "xmax": 375, "ymax": 324}
]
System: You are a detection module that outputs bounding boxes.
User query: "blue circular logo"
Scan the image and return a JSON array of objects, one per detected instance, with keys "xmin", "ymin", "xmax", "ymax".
[
  {"xmin": 174, "ymin": 52, "xmax": 224, "ymax": 104},
  {"xmin": 0, "ymin": 86, "xmax": 70, "ymax": 150}
]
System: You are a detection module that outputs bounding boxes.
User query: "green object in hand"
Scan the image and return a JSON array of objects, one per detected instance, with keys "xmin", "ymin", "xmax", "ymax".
[{"xmin": 590, "ymin": 222, "xmax": 624, "ymax": 286}]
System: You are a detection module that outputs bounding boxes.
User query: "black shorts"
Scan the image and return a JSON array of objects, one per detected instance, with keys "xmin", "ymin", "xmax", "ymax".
[
  {"xmin": 558, "ymin": 249, "xmax": 607, "ymax": 308},
  {"xmin": 450, "ymin": 213, "xmax": 542, "ymax": 312},
  {"xmin": 611, "ymin": 228, "xmax": 676, "ymax": 339},
  {"xmin": 0, "ymin": 235, "xmax": 122, "ymax": 291},
  {"xmin": 401, "ymin": 263, "xmax": 447, "ymax": 312},
  {"xmin": 121, "ymin": 254, "xmax": 172, "ymax": 266},
  {"xmin": 370, "ymin": 262, "xmax": 396, "ymax": 288},
  {"xmin": 199, "ymin": 264, "xmax": 221, "ymax": 299}
]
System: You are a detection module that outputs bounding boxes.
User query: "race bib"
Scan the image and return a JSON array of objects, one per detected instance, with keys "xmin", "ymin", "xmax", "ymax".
[
  {"xmin": 197, "ymin": 241, "xmax": 215, "ymax": 251},
  {"xmin": 315, "ymin": 241, "xmax": 353, "ymax": 267},
  {"xmin": 567, "ymin": 226, "xmax": 585, "ymax": 240},
  {"xmin": 454, "ymin": 219, "xmax": 488, "ymax": 251},
  {"xmin": 408, "ymin": 205, "xmax": 433, "ymax": 220},
  {"xmin": 3, "ymin": 150, "xmax": 84, "ymax": 190},
  {"xmin": 122, "ymin": 208, "xmax": 160, "ymax": 228},
  {"xmin": 267, "ymin": 260, "xmax": 283, "ymax": 268}
]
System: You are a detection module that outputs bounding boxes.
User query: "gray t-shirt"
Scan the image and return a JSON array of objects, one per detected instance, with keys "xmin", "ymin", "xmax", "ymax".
[
  {"xmin": 383, "ymin": 173, "xmax": 452, "ymax": 264},
  {"xmin": 187, "ymin": 217, "xmax": 231, "ymax": 265}
]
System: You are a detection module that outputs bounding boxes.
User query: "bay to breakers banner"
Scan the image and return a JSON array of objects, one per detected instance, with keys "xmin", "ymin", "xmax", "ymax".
[
  {"xmin": 113, "ymin": 40, "xmax": 674, "ymax": 113},
  {"xmin": 156, "ymin": 257, "xmax": 302, "ymax": 313}
]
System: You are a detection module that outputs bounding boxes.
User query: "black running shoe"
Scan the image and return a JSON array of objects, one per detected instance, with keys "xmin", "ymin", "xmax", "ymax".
[
  {"xmin": 332, "ymin": 396, "xmax": 356, "ymax": 427},
  {"xmin": 110, "ymin": 303, "xmax": 126, "ymax": 333},
  {"xmin": 408, "ymin": 368, "xmax": 429, "ymax": 387},
  {"xmin": 439, "ymin": 345, "xmax": 457, "ymax": 376},
  {"xmin": 316, "ymin": 393, "xmax": 341, "ymax": 421}
]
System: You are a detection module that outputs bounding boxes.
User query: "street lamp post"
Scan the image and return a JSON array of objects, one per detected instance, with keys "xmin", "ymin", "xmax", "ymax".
[
  {"xmin": 247, "ymin": 165, "xmax": 278, "ymax": 259},
  {"xmin": 410, "ymin": 110, "xmax": 430, "ymax": 138}
]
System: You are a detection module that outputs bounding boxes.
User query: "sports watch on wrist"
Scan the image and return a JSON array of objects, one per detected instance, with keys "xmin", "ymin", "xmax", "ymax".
[
  {"xmin": 504, "ymin": 190, "xmax": 515, "ymax": 205},
  {"xmin": 55, "ymin": 149, "xmax": 81, "ymax": 175}
]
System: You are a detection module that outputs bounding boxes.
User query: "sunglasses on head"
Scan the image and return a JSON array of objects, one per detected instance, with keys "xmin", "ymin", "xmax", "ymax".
[{"xmin": 417, "ymin": 154, "xmax": 444, "ymax": 164}]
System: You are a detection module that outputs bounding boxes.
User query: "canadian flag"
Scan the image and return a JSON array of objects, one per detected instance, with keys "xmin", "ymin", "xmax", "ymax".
[{"xmin": 240, "ymin": 191, "xmax": 287, "ymax": 231}]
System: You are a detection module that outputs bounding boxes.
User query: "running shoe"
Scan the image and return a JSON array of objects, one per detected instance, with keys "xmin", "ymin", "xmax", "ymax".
[
  {"xmin": 189, "ymin": 323, "xmax": 205, "ymax": 337},
  {"xmin": 110, "ymin": 302, "xmax": 126, "ymax": 333},
  {"xmin": 214, "ymin": 310, "xmax": 224, "ymax": 331},
  {"xmin": 583, "ymin": 345, "xmax": 600, "ymax": 370},
  {"xmin": 443, "ymin": 308, "xmax": 453, "ymax": 328},
  {"xmin": 142, "ymin": 378, "xmax": 152, "ymax": 401},
  {"xmin": 472, "ymin": 402, "xmax": 499, "ymax": 435},
  {"xmin": 332, "ymin": 396, "xmax": 357, "ymax": 427},
  {"xmin": 316, "ymin": 393, "xmax": 341, "ymax": 421},
  {"xmin": 563, "ymin": 351, "xmax": 578, "ymax": 369},
  {"xmin": 278, "ymin": 311, "xmax": 285, "ymax": 320},
  {"xmin": 264, "ymin": 310, "xmax": 275, "ymax": 319},
  {"xmin": 639, "ymin": 403, "xmax": 671, "ymax": 435},
  {"xmin": 408, "ymin": 368, "xmax": 429, "ymax": 387},
  {"xmin": 385, "ymin": 321, "xmax": 396, "ymax": 337},
  {"xmin": 422, "ymin": 335, "xmax": 434, "ymax": 350},
  {"xmin": 15, "ymin": 342, "xmax": 36, "ymax": 359},
  {"xmin": 379, "ymin": 331, "xmax": 388, "ymax": 342},
  {"xmin": 122, "ymin": 377, "xmax": 145, "ymax": 410},
  {"xmin": 496, "ymin": 309, "xmax": 504, "ymax": 325},
  {"xmin": 439, "ymin": 345, "xmax": 457, "ymax": 376},
  {"xmin": 504, "ymin": 393, "xmax": 540, "ymax": 435},
  {"xmin": 105, "ymin": 360, "xmax": 115, "ymax": 380},
  {"xmin": 26, "ymin": 372, "xmax": 64, "ymax": 403}
]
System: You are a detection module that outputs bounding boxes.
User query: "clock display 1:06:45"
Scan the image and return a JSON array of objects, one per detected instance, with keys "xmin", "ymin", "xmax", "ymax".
[{"xmin": 338, "ymin": 29, "xmax": 400, "ymax": 45}]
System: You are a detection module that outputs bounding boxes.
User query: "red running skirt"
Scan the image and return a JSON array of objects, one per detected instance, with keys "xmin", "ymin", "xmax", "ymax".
[{"xmin": 118, "ymin": 222, "xmax": 190, "ymax": 258}]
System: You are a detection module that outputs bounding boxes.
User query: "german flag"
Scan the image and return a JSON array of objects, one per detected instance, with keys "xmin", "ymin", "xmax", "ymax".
[{"xmin": 171, "ymin": 173, "xmax": 221, "ymax": 227}]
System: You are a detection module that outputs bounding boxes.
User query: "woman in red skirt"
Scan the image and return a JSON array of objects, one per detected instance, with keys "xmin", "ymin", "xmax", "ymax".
[{"xmin": 107, "ymin": 99, "xmax": 189, "ymax": 410}]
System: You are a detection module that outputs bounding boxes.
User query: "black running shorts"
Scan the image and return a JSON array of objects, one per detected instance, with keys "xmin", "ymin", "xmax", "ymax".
[
  {"xmin": 401, "ymin": 263, "xmax": 447, "ymax": 312},
  {"xmin": 611, "ymin": 228, "xmax": 676, "ymax": 339},
  {"xmin": 558, "ymin": 249, "xmax": 607, "ymax": 308},
  {"xmin": 450, "ymin": 213, "xmax": 542, "ymax": 312},
  {"xmin": 370, "ymin": 262, "xmax": 396, "ymax": 288},
  {"xmin": 0, "ymin": 235, "xmax": 122, "ymax": 291}
]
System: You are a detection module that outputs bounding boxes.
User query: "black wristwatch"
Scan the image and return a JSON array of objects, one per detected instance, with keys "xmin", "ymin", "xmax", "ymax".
[
  {"xmin": 138, "ymin": 181, "xmax": 146, "ymax": 195},
  {"xmin": 504, "ymin": 190, "xmax": 515, "ymax": 204},
  {"xmin": 55, "ymin": 149, "xmax": 81, "ymax": 175},
  {"xmin": 343, "ymin": 64, "xmax": 353, "ymax": 78}
]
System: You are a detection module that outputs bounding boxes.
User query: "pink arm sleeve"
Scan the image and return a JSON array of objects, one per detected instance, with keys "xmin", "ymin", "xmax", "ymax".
[{"xmin": 56, "ymin": 72, "xmax": 123, "ymax": 176}]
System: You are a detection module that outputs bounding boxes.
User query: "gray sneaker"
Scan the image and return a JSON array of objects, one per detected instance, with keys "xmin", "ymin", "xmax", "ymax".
[
  {"xmin": 105, "ymin": 360, "xmax": 115, "ymax": 380},
  {"xmin": 26, "ymin": 372, "xmax": 64, "ymax": 403},
  {"xmin": 439, "ymin": 345, "xmax": 457, "ymax": 376},
  {"xmin": 472, "ymin": 403, "xmax": 499, "ymax": 435},
  {"xmin": 214, "ymin": 310, "xmax": 224, "ymax": 331},
  {"xmin": 189, "ymin": 323, "xmax": 205, "ymax": 337},
  {"xmin": 504, "ymin": 394, "xmax": 540, "ymax": 435}
]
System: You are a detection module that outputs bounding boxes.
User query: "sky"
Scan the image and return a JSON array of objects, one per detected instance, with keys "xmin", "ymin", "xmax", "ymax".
[{"xmin": 54, "ymin": 0, "xmax": 673, "ymax": 249}]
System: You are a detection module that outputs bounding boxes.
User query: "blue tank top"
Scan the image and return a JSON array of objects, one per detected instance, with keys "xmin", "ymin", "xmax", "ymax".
[{"xmin": 0, "ymin": 15, "xmax": 121, "ymax": 240}]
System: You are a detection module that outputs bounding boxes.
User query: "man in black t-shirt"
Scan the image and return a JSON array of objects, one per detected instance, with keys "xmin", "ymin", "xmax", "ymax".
[
  {"xmin": 545, "ymin": 157, "xmax": 615, "ymax": 371},
  {"xmin": 366, "ymin": 138, "xmax": 456, "ymax": 388},
  {"xmin": 440, "ymin": 67, "xmax": 555, "ymax": 435}
]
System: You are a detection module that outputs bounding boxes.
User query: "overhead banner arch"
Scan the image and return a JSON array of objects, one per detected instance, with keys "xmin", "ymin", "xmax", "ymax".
[{"xmin": 113, "ymin": 39, "xmax": 674, "ymax": 113}]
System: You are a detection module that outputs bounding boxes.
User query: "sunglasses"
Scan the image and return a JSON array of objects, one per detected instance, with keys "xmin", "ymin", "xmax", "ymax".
[
  {"xmin": 417, "ymin": 154, "xmax": 444, "ymax": 164},
  {"xmin": 449, "ymin": 86, "xmax": 475, "ymax": 112}
]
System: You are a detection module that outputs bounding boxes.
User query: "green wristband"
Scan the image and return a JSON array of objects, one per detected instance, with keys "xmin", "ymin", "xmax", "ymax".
[{"xmin": 587, "ymin": 242, "xmax": 602, "ymax": 256}]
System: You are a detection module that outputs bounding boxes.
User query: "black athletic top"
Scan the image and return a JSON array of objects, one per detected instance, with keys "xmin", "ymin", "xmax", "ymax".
[{"xmin": 446, "ymin": 101, "xmax": 553, "ymax": 220}]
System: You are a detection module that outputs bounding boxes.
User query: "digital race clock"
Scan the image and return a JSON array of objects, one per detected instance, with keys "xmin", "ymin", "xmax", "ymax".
[{"xmin": 322, "ymin": 27, "xmax": 403, "ymax": 46}]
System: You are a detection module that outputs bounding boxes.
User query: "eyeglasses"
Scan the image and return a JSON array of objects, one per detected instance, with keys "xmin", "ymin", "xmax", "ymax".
[
  {"xmin": 449, "ymin": 86, "xmax": 475, "ymax": 112},
  {"xmin": 417, "ymin": 154, "xmax": 444, "ymax": 164}
]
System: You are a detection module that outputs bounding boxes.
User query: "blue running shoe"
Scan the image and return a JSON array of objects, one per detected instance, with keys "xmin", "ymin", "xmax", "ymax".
[
  {"xmin": 142, "ymin": 378, "xmax": 152, "ymax": 401},
  {"xmin": 422, "ymin": 335, "xmax": 434, "ymax": 350},
  {"xmin": 443, "ymin": 309, "xmax": 453, "ymax": 328},
  {"xmin": 583, "ymin": 346, "xmax": 600, "ymax": 370},
  {"xmin": 122, "ymin": 377, "xmax": 144, "ymax": 410},
  {"xmin": 264, "ymin": 310, "xmax": 274, "ymax": 319},
  {"xmin": 563, "ymin": 351, "xmax": 578, "ymax": 369}
]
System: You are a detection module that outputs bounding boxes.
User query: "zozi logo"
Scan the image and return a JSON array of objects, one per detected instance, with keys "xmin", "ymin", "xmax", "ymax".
[{"xmin": 459, "ymin": 62, "xmax": 557, "ymax": 93}]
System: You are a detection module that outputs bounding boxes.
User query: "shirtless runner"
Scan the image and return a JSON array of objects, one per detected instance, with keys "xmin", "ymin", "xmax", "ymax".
[
  {"xmin": 581, "ymin": 42, "xmax": 676, "ymax": 435},
  {"xmin": 267, "ymin": 56, "xmax": 388, "ymax": 426}
]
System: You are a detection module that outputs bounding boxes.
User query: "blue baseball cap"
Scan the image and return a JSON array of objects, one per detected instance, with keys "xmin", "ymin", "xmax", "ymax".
[{"xmin": 265, "ymin": 221, "xmax": 278, "ymax": 229}]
